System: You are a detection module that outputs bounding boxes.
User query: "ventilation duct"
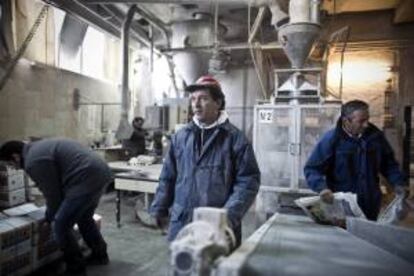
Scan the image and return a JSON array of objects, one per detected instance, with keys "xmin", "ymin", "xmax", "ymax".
[
  {"xmin": 60, "ymin": 14, "xmax": 88, "ymax": 57},
  {"xmin": 171, "ymin": 15, "xmax": 216, "ymax": 84}
]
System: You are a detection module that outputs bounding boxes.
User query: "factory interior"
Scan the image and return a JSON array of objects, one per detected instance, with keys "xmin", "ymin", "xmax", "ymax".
[{"xmin": 0, "ymin": 0, "xmax": 414, "ymax": 275}]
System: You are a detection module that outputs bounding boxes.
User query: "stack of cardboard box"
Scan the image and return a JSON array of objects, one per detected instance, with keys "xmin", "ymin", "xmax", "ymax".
[
  {"xmin": 0, "ymin": 164, "xmax": 26, "ymax": 208},
  {"xmin": 0, "ymin": 203, "xmax": 102, "ymax": 275}
]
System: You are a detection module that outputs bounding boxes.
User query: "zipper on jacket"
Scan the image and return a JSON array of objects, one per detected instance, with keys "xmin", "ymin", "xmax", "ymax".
[{"xmin": 200, "ymin": 128, "xmax": 204, "ymax": 156}]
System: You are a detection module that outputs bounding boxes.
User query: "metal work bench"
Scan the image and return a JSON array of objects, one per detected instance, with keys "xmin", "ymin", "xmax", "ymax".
[
  {"xmin": 216, "ymin": 213, "xmax": 414, "ymax": 276},
  {"xmin": 109, "ymin": 162, "xmax": 162, "ymax": 227}
]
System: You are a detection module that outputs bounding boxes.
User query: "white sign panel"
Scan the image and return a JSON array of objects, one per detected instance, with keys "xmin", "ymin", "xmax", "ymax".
[{"xmin": 258, "ymin": 109, "xmax": 273, "ymax": 123}]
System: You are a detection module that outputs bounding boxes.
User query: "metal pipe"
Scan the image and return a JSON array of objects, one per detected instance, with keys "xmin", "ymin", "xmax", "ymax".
[
  {"xmin": 121, "ymin": 5, "xmax": 138, "ymax": 121},
  {"xmin": 310, "ymin": 0, "xmax": 321, "ymax": 24},
  {"xmin": 160, "ymin": 42, "xmax": 282, "ymax": 52},
  {"xmin": 134, "ymin": 5, "xmax": 169, "ymax": 45},
  {"xmin": 132, "ymin": 5, "xmax": 179, "ymax": 95},
  {"xmin": 104, "ymin": 4, "xmax": 177, "ymax": 94},
  {"xmin": 289, "ymin": 0, "xmax": 311, "ymax": 23},
  {"xmin": 248, "ymin": 6, "xmax": 266, "ymax": 44}
]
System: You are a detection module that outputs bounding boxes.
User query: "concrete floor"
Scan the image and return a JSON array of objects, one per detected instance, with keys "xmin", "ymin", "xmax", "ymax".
[
  {"xmin": 89, "ymin": 192, "xmax": 171, "ymax": 276},
  {"xmin": 30, "ymin": 192, "xmax": 171, "ymax": 276},
  {"xmin": 29, "ymin": 192, "xmax": 261, "ymax": 276}
]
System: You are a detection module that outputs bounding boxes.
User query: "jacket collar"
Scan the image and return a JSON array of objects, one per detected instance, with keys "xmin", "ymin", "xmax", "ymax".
[
  {"xmin": 185, "ymin": 111, "xmax": 230, "ymax": 132},
  {"xmin": 335, "ymin": 118, "xmax": 382, "ymax": 141},
  {"xmin": 192, "ymin": 111, "xmax": 229, "ymax": 129}
]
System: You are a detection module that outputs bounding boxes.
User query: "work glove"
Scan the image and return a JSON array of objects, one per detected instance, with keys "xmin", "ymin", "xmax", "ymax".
[
  {"xmin": 394, "ymin": 186, "xmax": 409, "ymax": 221},
  {"xmin": 394, "ymin": 185, "xmax": 408, "ymax": 198},
  {"xmin": 319, "ymin": 189, "xmax": 334, "ymax": 204}
]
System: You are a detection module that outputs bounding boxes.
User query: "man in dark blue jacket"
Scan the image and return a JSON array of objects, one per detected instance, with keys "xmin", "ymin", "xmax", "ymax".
[
  {"xmin": 149, "ymin": 75, "xmax": 261, "ymax": 246},
  {"xmin": 0, "ymin": 138, "xmax": 113, "ymax": 275},
  {"xmin": 122, "ymin": 116, "xmax": 148, "ymax": 157},
  {"xmin": 304, "ymin": 100, "xmax": 406, "ymax": 220}
]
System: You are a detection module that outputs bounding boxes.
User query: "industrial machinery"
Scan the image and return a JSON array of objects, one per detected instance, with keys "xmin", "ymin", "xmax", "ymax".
[
  {"xmin": 253, "ymin": 0, "xmax": 341, "ymax": 216},
  {"xmin": 170, "ymin": 207, "xmax": 236, "ymax": 276},
  {"xmin": 214, "ymin": 213, "xmax": 414, "ymax": 276},
  {"xmin": 145, "ymin": 97, "xmax": 189, "ymax": 133}
]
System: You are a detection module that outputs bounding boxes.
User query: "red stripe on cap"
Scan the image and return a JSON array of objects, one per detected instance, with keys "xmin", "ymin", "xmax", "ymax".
[{"xmin": 196, "ymin": 75, "xmax": 221, "ymax": 88}]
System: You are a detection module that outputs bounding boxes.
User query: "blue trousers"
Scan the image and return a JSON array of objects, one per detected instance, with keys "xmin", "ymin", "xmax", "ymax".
[{"xmin": 52, "ymin": 193, "xmax": 107, "ymax": 269}]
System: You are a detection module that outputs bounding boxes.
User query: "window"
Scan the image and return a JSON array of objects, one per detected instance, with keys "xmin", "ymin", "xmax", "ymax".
[{"xmin": 54, "ymin": 7, "xmax": 107, "ymax": 81}]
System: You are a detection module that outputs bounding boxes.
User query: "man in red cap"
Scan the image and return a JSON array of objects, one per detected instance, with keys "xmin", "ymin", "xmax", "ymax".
[{"xmin": 150, "ymin": 75, "xmax": 261, "ymax": 246}]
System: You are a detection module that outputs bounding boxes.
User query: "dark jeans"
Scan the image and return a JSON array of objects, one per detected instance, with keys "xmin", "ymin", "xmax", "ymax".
[{"xmin": 53, "ymin": 194, "xmax": 107, "ymax": 270}]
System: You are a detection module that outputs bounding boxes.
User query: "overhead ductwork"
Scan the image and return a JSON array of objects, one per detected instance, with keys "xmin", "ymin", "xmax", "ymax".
[
  {"xmin": 171, "ymin": 13, "xmax": 225, "ymax": 84},
  {"xmin": 116, "ymin": 5, "xmax": 138, "ymax": 141}
]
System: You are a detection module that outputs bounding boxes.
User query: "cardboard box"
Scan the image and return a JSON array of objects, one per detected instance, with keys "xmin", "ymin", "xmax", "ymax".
[
  {"xmin": 0, "ymin": 189, "xmax": 26, "ymax": 208},
  {"xmin": 0, "ymin": 217, "xmax": 32, "ymax": 258},
  {"xmin": 0, "ymin": 249, "xmax": 32, "ymax": 276},
  {"xmin": 0, "ymin": 168, "xmax": 25, "ymax": 192}
]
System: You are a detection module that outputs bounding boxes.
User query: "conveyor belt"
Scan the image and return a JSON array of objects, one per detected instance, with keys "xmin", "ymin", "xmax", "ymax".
[{"xmin": 215, "ymin": 213, "xmax": 414, "ymax": 276}]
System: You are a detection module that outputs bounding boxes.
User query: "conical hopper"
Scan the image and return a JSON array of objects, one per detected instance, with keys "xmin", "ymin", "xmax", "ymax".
[
  {"xmin": 173, "ymin": 52, "xmax": 210, "ymax": 85},
  {"xmin": 278, "ymin": 23, "xmax": 321, "ymax": 69}
]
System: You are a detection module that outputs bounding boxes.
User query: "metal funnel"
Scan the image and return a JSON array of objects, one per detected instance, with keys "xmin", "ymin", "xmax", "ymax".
[
  {"xmin": 171, "ymin": 17, "xmax": 216, "ymax": 85},
  {"xmin": 278, "ymin": 23, "xmax": 321, "ymax": 69},
  {"xmin": 173, "ymin": 52, "xmax": 210, "ymax": 85}
]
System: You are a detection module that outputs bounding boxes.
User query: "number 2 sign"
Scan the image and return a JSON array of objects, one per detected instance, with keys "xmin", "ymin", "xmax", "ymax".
[{"xmin": 258, "ymin": 110, "xmax": 273, "ymax": 123}]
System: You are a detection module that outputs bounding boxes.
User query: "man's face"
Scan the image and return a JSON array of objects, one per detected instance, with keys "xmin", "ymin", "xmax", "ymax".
[
  {"xmin": 9, "ymin": 153, "xmax": 22, "ymax": 169},
  {"xmin": 343, "ymin": 109, "xmax": 370, "ymax": 136},
  {"xmin": 190, "ymin": 89, "xmax": 221, "ymax": 125}
]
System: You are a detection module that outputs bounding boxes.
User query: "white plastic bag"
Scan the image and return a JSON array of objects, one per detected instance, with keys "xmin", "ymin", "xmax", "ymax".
[
  {"xmin": 378, "ymin": 194, "xmax": 410, "ymax": 224},
  {"xmin": 295, "ymin": 192, "xmax": 365, "ymax": 226}
]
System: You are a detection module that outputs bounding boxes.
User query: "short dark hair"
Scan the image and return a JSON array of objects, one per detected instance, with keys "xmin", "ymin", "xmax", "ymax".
[
  {"xmin": 341, "ymin": 100, "xmax": 369, "ymax": 119},
  {"xmin": 0, "ymin": 140, "xmax": 25, "ymax": 161}
]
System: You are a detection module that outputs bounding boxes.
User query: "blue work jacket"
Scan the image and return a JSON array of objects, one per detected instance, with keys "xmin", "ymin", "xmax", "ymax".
[
  {"xmin": 150, "ymin": 120, "xmax": 260, "ymax": 242},
  {"xmin": 304, "ymin": 121, "xmax": 405, "ymax": 220}
]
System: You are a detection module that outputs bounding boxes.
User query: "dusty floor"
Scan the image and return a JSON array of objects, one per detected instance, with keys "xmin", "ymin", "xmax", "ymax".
[
  {"xmin": 29, "ymin": 191, "xmax": 260, "ymax": 276},
  {"xmin": 30, "ymin": 192, "xmax": 171, "ymax": 276}
]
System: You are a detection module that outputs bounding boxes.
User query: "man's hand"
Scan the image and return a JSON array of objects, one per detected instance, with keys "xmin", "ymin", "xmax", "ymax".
[
  {"xmin": 45, "ymin": 208, "xmax": 55, "ymax": 223},
  {"xmin": 394, "ymin": 185, "xmax": 408, "ymax": 198},
  {"xmin": 319, "ymin": 189, "xmax": 334, "ymax": 204},
  {"xmin": 153, "ymin": 216, "xmax": 169, "ymax": 235}
]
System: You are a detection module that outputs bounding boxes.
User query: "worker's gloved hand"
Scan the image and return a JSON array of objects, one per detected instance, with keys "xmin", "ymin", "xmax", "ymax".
[
  {"xmin": 394, "ymin": 185, "xmax": 408, "ymax": 198},
  {"xmin": 319, "ymin": 189, "xmax": 334, "ymax": 204}
]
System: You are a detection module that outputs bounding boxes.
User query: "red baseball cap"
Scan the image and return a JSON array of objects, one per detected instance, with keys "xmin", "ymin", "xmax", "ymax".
[
  {"xmin": 186, "ymin": 75, "xmax": 226, "ymax": 109},
  {"xmin": 185, "ymin": 75, "xmax": 225, "ymax": 100}
]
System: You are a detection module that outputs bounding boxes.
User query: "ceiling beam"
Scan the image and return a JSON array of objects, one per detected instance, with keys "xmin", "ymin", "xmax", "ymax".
[
  {"xmin": 80, "ymin": 0, "xmax": 246, "ymax": 3},
  {"xmin": 78, "ymin": 0, "xmax": 278, "ymax": 5},
  {"xmin": 248, "ymin": 6, "xmax": 266, "ymax": 43}
]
